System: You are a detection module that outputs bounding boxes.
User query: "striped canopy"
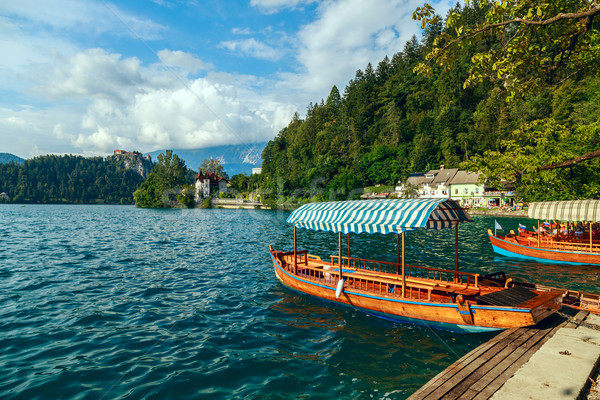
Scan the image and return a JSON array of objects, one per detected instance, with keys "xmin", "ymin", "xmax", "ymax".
[
  {"xmin": 528, "ymin": 200, "xmax": 600, "ymax": 222},
  {"xmin": 287, "ymin": 199, "xmax": 472, "ymax": 234}
]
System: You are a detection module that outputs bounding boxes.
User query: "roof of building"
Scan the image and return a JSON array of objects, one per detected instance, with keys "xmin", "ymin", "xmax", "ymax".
[
  {"xmin": 407, "ymin": 170, "xmax": 440, "ymax": 187},
  {"xmin": 432, "ymin": 168, "xmax": 459, "ymax": 186},
  {"xmin": 406, "ymin": 175, "xmax": 430, "ymax": 187},
  {"xmin": 114, "ymin": 149, "xmax": 143, "ymax": 156},
  {"xmin": 195, "ymin": 171, "xmax": 228, "ymax": 183},
  {"xmin": 450, "ymin": 170, "xmax": 482, "ymax": 185}
]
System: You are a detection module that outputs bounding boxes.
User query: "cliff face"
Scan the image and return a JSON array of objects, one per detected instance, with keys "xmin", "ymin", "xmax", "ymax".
[{"xmin": 112, "ymin": 151, "xmax": 153, "ymax": 179}]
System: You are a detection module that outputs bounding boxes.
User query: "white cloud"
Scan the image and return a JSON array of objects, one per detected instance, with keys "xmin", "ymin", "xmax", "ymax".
[
  {"xmin": 0, "ymin": 0, "xmax": 165, "ymax": 40},
  {"xmin": 35, "ymin": 49, "xmax": 143, "ymax": 103},
  {"xmin": 232, "ymin": 27, "xmax": 253, "ymax": 35},
  {"xmin": 0, "ymin": 0, "xmax": 458, "ymax": 159},
  {"xmin": 0, "ymin": 105, "xmax": 83, "ymax": 157},
  {"xmin": 289, "ymin": 0, "xmax": 426, "ymax": 96},
  {"xmin": 157, "ymin": 49, "xmax": 213, "ymax": 75},
  {"xmin": 18, "ymin": 48, "xmax": 294, "ymax": 155},
  {"xmin": 220, "ymin": 38, "xmax": 282, "ymax": 61}
]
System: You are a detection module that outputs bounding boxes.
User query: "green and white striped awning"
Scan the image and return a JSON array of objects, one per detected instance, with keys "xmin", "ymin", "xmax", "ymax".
[
  {"xmin": 286, "ymin": 199, "xmax": 472, "ymax": 234},
  {"xmin": 528, "ymin": 200, "xmax": 600, "ymax": 222}
]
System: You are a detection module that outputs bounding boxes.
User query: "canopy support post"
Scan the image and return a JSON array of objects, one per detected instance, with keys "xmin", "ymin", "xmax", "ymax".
[
  {"xmin": 537, "ymin": 220, "xmax": 541, "ymax": 248},
  {"xmin": 401, "ymin": 232, "xmax": 406, "ymax": 298},
  {"xmin": 396, "ymin": 234, "xmax": 400, "ymax": 273},
  {"xmin": 591, "ymin": 222, "xmax": 593, "ymax": 253},
  {"xmin": 338, "ymin": 231, "xmax": 343, "ymax": 281},
  {"xmin": 293, "ymin": 226, "xmax": 297, "ymax": 275},
  {"xmin": 348, "ymin": 233, "xmax": 351, "ymax": 261},
  {"xmin": 454, "ymin": 222, "xmax": 459, "ymax": 283}
]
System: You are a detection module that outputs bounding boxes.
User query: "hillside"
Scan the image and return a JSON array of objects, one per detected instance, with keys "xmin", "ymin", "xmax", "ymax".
[
  {"xmin": 258, "ymin": 2, "xmax": 600, "ymax": 202},
  {"xmin": 0, "ymin": 155, "xmax": 144, "ymax": 204},
  {"xmin": 0, "ymin": 153, "xmax": 25, "ymax": 164},
  {"xmin": 148, "ymin": 143, "xmax": 265, "ymax": 177}
]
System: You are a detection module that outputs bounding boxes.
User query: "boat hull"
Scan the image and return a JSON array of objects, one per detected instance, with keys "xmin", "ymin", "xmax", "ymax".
[
  {"xmin": 489, "ymin": 233, "xmax": 600, "ymax": 266},
  {"xmin": 270, "ymin": 251, "xmax": 562, "ymax": 332}
]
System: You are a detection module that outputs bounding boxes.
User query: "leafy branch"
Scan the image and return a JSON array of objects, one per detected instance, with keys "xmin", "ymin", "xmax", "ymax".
[{"xmin": 413, "ymin": 1, "xmax": 600, "ymax": 99}]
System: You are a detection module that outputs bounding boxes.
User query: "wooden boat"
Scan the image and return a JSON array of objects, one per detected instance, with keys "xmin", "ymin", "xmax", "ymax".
[
  {"xmin": 488, "ymin": 200, "xmax": 600, "ymax": 265},
  {"xmin": 270, "ymin": 199, "xmax": 565, "ymax": 332}
]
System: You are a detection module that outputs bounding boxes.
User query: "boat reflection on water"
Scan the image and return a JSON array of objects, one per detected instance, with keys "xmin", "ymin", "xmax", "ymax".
[{"xmin": 268, "ymin": 285, "xmax": 494, "ymax": 396}]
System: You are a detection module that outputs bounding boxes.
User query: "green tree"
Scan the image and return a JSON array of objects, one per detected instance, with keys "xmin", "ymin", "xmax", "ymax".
[
  {"xmin": 199, "ymin": 157, "xmax": 228, "ymax": 179},
  {"xmin": 228, "ymin": 173, "xmax": 249, "ymax": 194},
  {"xmin": 254, "ymin": 1, "xmax": 600, "ymax": 203},
  {"xmin": 177, "ymin": 184, "xmax": 196, "ymax": 208},
  {"xmin": 134, "ymin": 150, "xmax": 188, "ymax": 208},
  {"xmin": 0, "ymin": 155, "xmax": 144, "ymax": 204},
  {"xmin": 462, "ymin": 118, "xmax": 600, "ymax": 200},
  {"xmin": 413, "ymin": 0, "xmax": 600, "ymax": 200},
  {"xmin": 413, "ymin": 0, "xmax": 600, "ymax": 99}
]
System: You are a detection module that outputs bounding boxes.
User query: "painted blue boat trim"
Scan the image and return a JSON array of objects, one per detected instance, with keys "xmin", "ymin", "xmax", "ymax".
[
  {"xmin": 489, "ymin": 234, "xmax": 600, "ymax": 265},
  {"xmin": 279, "ymin": 281, "xmax": 501, "ymax": 333},
  {"xmin": 491, "ymin": 244, "xmax": 584, "ymax": 265},
  {"xmin": 470, "ymin": 304, "xmax": 530, "ymax": 313},
  {"xmin": 270, "ymin": 252, "xmax": 531, "ymax": 318}
]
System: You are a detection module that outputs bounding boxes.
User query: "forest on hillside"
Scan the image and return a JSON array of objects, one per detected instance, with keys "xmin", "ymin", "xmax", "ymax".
[
  {"xmin": 259, "ymin": 1, "xmax": 600, "ymax": 203},
  {"xmin": 0, "ymin": 155, "xmax": 146, "ymax": 204}
]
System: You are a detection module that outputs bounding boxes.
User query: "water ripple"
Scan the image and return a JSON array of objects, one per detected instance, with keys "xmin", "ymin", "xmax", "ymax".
[{"xmin": 1, "ymin": 205, "xmax": 596, "ymax": 399}]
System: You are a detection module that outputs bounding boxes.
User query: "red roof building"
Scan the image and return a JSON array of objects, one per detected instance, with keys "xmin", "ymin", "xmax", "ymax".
[{"xmin": 194, "ymin": 171, "xmax": 228, "ymax": 200}]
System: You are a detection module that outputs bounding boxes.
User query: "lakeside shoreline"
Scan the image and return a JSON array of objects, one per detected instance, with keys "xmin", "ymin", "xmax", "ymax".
[
  {"xmin": 2, "ymin": 201, "xmax": 530, "ymax": 217},
  {"xmin": 467, "ymin": 208, "xmax": 528, "ymax": 218}
]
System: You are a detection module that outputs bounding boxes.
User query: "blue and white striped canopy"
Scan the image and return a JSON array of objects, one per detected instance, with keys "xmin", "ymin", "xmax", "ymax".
[
  {"xmin": 529, "ymin": 200, "xmax": 600, "ymax": 222},
  {"xmin": 287, "ymin": 199, "xmax": 472, "ymax": 234}
]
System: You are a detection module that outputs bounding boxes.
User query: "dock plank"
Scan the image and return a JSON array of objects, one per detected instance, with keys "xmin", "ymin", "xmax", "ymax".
[
  {"xmin": 470, "ymin": 326, "xmax": 565, "ymax": 399},
  {"xmin": 565, "ymin": 310, "xmax": 589, "ymax": 329},
  {"xmin": 408, "ymin": 313, "xmax": 568, "ymax": 400},
  {"xmin": 409, "ymin": 330, "xmax": 514, "ymax": 397},
  {"xmin": 467, "ymin": 316, "xmax": 565, "ymax": 400},
  {"xmin": 409, "ymin": 329, "xmax": 530, "ymax": 399},
  {"xmin": 409, "ymin": 328, "xmax": 520, "ymax": 397},
  {"xmin": 421, "ymin": 331, "xmax": 531, "ymax": 399},
  {"xmin": 443, "ymin": 328, "xmax": 543, "ymax": 399}
]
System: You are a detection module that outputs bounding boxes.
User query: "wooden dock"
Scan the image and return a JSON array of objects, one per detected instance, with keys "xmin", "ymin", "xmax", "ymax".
[{"xmin": 408, "ymin": 310, "xmax": 590, "ymax": 400}]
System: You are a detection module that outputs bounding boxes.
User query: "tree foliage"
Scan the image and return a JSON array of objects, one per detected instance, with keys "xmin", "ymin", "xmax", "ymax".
[
  {"xmin": 0, "ymin": 155, "xmax": 144, "ymax": 204},
  {"xmin": 257, "ymin": 1, "xmax": 600, "ymax": 202},
  {"xmin": 413, "ymin": 0, "xmax": 600, "ymax": 99},
  {"xmin": 463, "ymin": 118, "xmax": 600, "ymax": 200},
  {"xmin": 134, "ymin": 150, "xmax": 188, "ymax": 208},
  {"xmin": 199, "ymin": 157, "xmax": 229, "ymax": 179}
]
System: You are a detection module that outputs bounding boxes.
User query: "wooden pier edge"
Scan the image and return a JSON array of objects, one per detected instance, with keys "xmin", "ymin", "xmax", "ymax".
[{"xmin": 407, "ymin": 311, "xmax": 586, "ymax": 400}]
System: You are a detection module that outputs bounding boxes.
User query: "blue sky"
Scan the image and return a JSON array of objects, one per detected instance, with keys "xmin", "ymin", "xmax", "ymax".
[{"xmin": 0, "ymin": 0, "xmax": 453, "ymax": 159}]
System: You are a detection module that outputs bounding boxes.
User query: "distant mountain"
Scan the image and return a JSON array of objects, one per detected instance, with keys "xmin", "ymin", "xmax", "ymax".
[
  {"xmin": 0, "ymin": 153, "xmax": 25, "ymax": 164},
  {"xmin": 148, "ymin": 143, "xmax": 266, "ymax": 176}
]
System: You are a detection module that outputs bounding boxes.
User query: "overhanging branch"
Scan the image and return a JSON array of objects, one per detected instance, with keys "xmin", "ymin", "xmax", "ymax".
[
  {"xmin": 538, "ymin": 149, "xmax": 600, "ymax": 171},
  {"xmin": 438, "ymin": 4, "xmax": 600, "ymax": 55}
]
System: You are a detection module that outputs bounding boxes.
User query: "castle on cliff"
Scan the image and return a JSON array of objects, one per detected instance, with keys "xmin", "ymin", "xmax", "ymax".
[{"xmin": 112, "ymin": 150, "xmax": 153, "ymax": 179}]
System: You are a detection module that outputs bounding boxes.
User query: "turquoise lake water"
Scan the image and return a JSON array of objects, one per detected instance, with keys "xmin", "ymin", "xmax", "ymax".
[{"xmin": 1, "ymin": 205, "xmax": 599, "ymax": 399}]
